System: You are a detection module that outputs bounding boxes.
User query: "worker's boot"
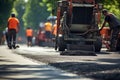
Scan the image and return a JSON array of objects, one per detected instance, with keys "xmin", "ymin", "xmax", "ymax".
[
  {"xmin": 8, "ymin": 43, "xmax": 12, "ymax": 49},
  {"xmin": 12, "ymin": 44, "xmax": 16, "ymax": 49},
  {"xmin": 12, "ymin": 42, "xmax": 16, "ymax": 49}
]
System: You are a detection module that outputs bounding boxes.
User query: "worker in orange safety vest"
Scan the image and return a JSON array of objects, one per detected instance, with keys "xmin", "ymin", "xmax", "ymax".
[
  {"xmin": 44, "ymin": 20, "xmax": 52, "ymax": 43},
  {"xmin": 7, "ymin": 13, "xmax": 20, "ymax": 49},
  {"xmin": 26, "ymin": 27, "xmax": 33, "ymax": 47}
]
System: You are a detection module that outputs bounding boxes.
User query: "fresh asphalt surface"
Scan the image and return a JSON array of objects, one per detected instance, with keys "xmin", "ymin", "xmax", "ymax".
[
  {"xmin": 0, "ymin": 45, "xmax": 94, "ymax": 80},
  {"xmin": 13, "ymin": 45, "xmax": 120, "ymax": 80}
]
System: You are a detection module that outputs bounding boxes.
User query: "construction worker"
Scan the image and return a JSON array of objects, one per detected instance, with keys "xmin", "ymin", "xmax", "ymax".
[
  {"xmin": 100, "ymin": 9, "xmax": 120, "ymax": 51},
  {"xmin": 26, "ymin": 27, "xmax": 33, "ymax": 47},
  {"xmin": 44, "ymin": 20, "xmax": 52, "ymax": 43},
  {"xmin": 7, "ymin": 13, "xmax": 20, "ymax": 49}
]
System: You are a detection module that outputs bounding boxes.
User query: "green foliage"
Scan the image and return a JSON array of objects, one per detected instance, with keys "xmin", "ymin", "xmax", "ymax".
[
  {"xmin": 101, "ymin": 0, "xmax": 120, "ymax": 19},
  {"xmin": 0, "ymin": 0, "xmax": 15, "ymax": 31},
  {"xmin": 1, "ymin": 0, "xmax": 120, "ymax": 32},
  {"xmin": 40, "ymin": 0, "xmax": 58, "ymax": 16},
  {"xmin": 14, "ymin": 0, "xmax": 26, "ymax": 36},
  {"xmin": 22, "ymin": 0, "xmax": 50, "ymax": 30}
]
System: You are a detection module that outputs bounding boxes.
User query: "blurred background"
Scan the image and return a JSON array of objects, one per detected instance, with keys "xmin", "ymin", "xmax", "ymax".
[{"xmin": 0, "ymin": 0, "xmax": 120, "ymax": 46}]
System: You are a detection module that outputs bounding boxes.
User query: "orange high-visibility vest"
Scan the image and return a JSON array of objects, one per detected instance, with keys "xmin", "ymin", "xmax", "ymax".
[
  {"xmin": 44, "ymin": 22, "xmax": 52, "ymax": 32},
  {"xmin": 26, "ymin": 29, "xmax": 33, "ymax": 37},
  {"xmin": 52, "ymin": 24, "xmax": 57, "ymax": 36},
  {"xmin": 100, "ymin": 27, "xmax": 110, "ymax": 39},
  {"xmin": 8, "ymin": 17, "xmax": 19, "ymax": 30}
]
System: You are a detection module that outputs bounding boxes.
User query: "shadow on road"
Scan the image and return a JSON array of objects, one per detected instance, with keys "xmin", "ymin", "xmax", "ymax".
[
  {"xmin": 49, "ymin": 58, "xmax": 120, "ymax": 80},
  {"xmin": 0, "ymin": 64, "xmax": 80, "ymax": 80}
]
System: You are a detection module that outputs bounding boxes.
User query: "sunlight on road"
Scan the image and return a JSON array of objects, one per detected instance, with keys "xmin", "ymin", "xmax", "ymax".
[{"xmin": 14, "ymin": 45, "xmax": 59, "ymax": 55}]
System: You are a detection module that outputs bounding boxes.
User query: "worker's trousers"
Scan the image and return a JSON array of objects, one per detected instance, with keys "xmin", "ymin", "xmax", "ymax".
[
  {"xmin": 8, "ymin": 29, "xmax": 16, "ymax": 47},
  {"xmin": 110, "ymin": 26, "xmax": 120, "ymax": 50}
]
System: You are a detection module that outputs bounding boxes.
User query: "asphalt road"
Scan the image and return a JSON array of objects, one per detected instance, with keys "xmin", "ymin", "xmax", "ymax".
[
  {"xmin": 1, "ymin": 45, "xmax": 92, "ymax": 80},
  {"xmin": 14, "ymin": 45, "xmax": 120, "ymax": 80}
]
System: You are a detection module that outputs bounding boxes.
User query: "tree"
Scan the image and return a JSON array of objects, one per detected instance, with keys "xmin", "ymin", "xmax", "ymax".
[
  {"xmin": 40, "ymin": 0, "xmax": 58, "ymax": 16},
  {"xmin": 101, "ymin": 0, "xmax": 120, "ymax": 19},
  {"xmin": 22, "ymin": 0, "xmax": 50, "ymax": 30},
  {"xmin": 14, "ymin": 0, "xmax": 26, "ymax": 36},
  {"xmin": 0, "ymin": 0, "xmax": 15, "ymax": 30},
  {"xmin": 40, "ymin": 0, "xmax": 120, "ymax": 19},
  {"xmin": 0, "ymin": 0, "xmax": 15, "ymax": 44}
]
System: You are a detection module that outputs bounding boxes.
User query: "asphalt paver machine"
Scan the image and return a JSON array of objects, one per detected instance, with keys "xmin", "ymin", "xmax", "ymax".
[{"xmin": 55, "ymin": 0, "xmax": 103, "ymax": 55}]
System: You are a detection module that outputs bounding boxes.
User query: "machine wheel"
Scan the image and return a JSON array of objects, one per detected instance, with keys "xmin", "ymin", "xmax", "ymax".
[
  {"xmin": 94, "ymin": 37, "xmax": 102, "ymax": 52},
  {"xmin": 58, "ymin": 37, "xmax": 66, "ymax": 51}
]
